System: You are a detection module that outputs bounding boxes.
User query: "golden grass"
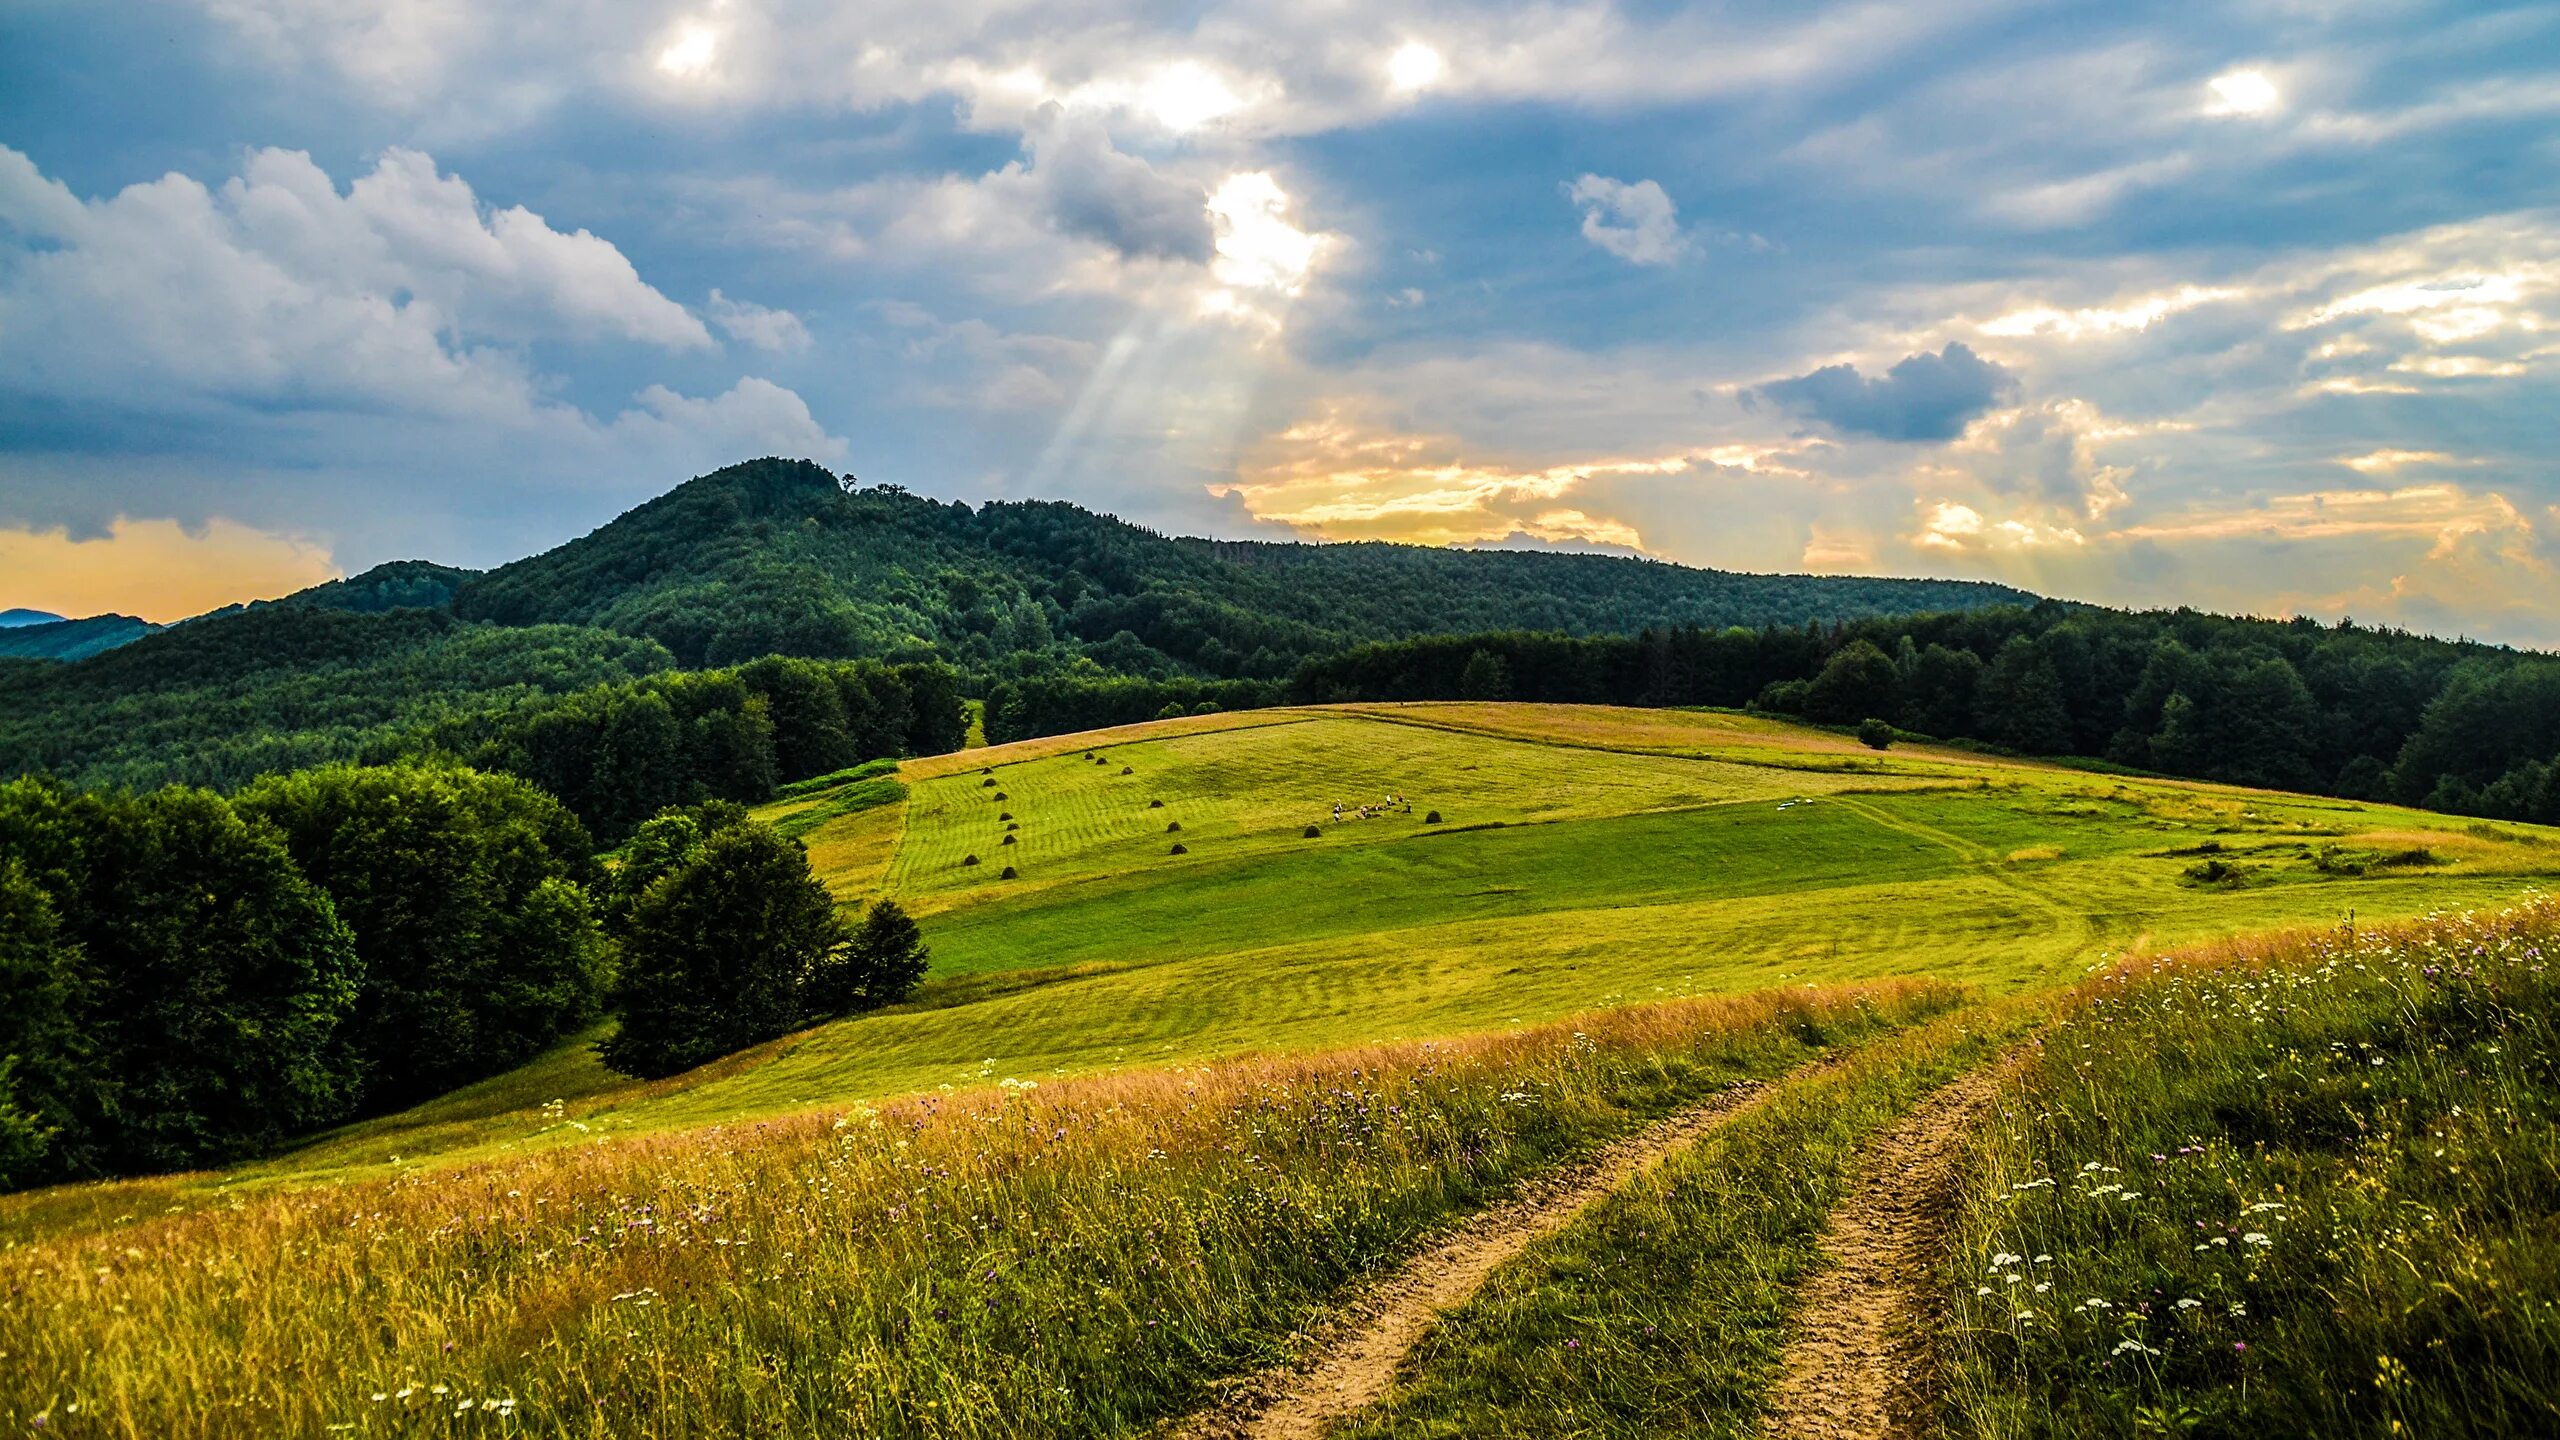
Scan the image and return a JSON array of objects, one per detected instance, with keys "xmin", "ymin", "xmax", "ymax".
[{"xmin": 0, "ymin": 981, "xmax": 1955, "ymax": 1439}]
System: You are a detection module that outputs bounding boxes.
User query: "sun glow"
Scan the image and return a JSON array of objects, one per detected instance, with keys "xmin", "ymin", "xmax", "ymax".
[
  {"xmin": 2204, "ymin": 68, "xmax": 2281, "ymax": 117},
  {"xmin": 656, "ymin": 24, "xmax": 719, "ymax": 78},
  {"xmin": 1387, "ymin": 42, "xmax": 1446, "ymax": 94}
]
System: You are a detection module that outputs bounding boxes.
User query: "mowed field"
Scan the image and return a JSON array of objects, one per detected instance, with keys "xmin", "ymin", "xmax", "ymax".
[{"xmin": 6, "ymin": 701, "xmax": 2555, "ymax": 1221}]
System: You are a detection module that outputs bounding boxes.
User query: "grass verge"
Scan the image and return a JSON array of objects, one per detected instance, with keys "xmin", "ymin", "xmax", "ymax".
[
  {"xmin": 1940, "ymin": 898, "xmax": 2560, "ymax": 1438},
  {"xmin": 1336, "ymin": 1004, "xmax": 2033, "ymax": 1439},
  {"xmin": 0, "ymin": 982, "xmax": 1955, "ymax": 1438}
]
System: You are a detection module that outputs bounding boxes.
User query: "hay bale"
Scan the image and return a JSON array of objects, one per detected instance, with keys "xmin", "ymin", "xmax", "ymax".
[
  {"xmin": 1001, "ymin": 834, "xmax": 1017, "ymax": 845},
  {"xmin": 1120, "ymin": 766, "xmax": 1133, "ymax": 775},
  {"xmin": 1168, "ymin": 843, "xmax": 1188, "ymax": 855},
  {"xmin": 980, "ymin": 777, "xmax": 997, "ymax": 787},
  {"xmin": 1148, "ymin": 799, "xmax": 1164, "ymax": 808},
  {"xmin": 999, "ymin": 865, "xmax": 1019, "ymax": 879},
  {"xmin": 998, "ymin": 811, "xmax": 1013, "ymax": 821},
  {"xmin": 961, "ymin": 854, "xmax": 981, "ymax": 867},
  {"xmin": 1166, "ymin": 820, "xmax": 1182, "ymax": 832},
  {"xmin": 994, "ymin": 792, "xmax": 1008, "ymax": 801},
  {"xmin": 1005, "ymin": 822, "xmax": 1019, "ymax": 832},
  {"xmin": 1424, "ymin": 810, "xmax": 1443, "ymax": 824},
  {"xmin": 1303, "ymin": 825, "xmax": 1322, "ymax": 838}
]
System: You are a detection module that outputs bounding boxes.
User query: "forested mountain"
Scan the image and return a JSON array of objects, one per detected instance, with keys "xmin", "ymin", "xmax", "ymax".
[
  {"xmin": 0, "ymin": 607, "xmax": 675, "ymax": 789},
  {"xmin": 0, "ymin": 609, "xmax": 65, "ymax": 628},
  {"xmin": 0, "ymin": 614, "xmax": 158, "ymax": 662},
  {"xmin": 13, "ymin": 455, "xmax": 2560, "ymax": 832},
  {"xmin": 453, "ymin": 458, "xmax": 2034, "ymax": 674}
]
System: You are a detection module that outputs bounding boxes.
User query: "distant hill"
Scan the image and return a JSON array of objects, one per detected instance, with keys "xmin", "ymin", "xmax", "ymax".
[
  {"xmin": 454, "ymin": 458, "xmax": 2037, "ymax": 672},
  {"xmin": 0, "ymin": 613, "xmax": 159, "ymax": 662},
  {"xmin": 0, "ymin": 606, "xmax": 671, "ymax": 789},
  {"xmin": 0, "ymin": 608, "xmax": 65, "ymax": 628}
]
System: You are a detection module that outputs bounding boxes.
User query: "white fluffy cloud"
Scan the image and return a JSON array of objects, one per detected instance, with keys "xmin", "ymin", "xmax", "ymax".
[
  {"xmin": 0, "ymin": 144, "xmax": 710, "ymax": 416},
  {"xmin": 0, "ymin": 144, "xmax": 850, "ymax": 568},
  {"xmin": 706, "ymin": 289, "xmax": 812, "ymax": 351},
  {"xmin": 1564, "ymin": 175, "xmax": 1689, "ymax": 266}
]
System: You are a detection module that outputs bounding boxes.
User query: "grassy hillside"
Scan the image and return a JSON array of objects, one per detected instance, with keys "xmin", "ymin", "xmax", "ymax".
[
  {"xmin": 5, "ymin": 702, "xmax": 2558, "ymax": 1437},
  {"xmin": 14, "ymin": 701, "xmax": 2536, "ymax": 1206}
]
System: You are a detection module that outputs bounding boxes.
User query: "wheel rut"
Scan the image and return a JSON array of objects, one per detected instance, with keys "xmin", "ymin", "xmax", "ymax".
[
  {"xmin": 1169, "ymin": 1056, "xmax": 1835, "ymax": 1440},
  {"xmin": 1761, "ymin": 1062, "xmax": 2008, "ymax": 1440}
]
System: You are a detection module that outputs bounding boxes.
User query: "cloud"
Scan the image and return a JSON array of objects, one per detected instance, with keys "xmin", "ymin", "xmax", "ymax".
[
  {"xmin": 706, "ymin": 290, "xmax": 813, "ymax": 351},
  {"xmin": 1758, "ymin": 343, "xmax": 2016, "ymax": 441},
  {"xmin": 1021, "ymin": 106, "xmax": 1214, "ymax": 262},
  {"xmin": 0, "ymin": 143, "xmax": 710, "ymax": 418},
  {"xmin": 1564, "ymin": 175, "xmax": 1688, "ymax": 266}
]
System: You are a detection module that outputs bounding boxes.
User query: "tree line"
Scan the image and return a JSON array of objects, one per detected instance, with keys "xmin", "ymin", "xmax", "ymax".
[
  {"xmin": 0, "ymin": 765, "xmax": 930, "ymax": 1192},
  {"xmin": 434, "ymin": 654, "xmax": 967, "ymax": 842},
  {"xmin": 979, "ymin": 606, "xmax": 2560, "ymax": 824}
]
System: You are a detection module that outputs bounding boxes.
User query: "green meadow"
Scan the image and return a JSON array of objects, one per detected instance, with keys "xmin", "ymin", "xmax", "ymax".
[
  {"xmin": 8, "ymin": 702, "xmax": 2560, "ymax": 1439},
  {"xmin": 20, "ymin": 700, "xmax": 2547, "ymax": 1206}
]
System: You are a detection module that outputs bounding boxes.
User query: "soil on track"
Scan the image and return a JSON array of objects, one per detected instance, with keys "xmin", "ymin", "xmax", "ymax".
[
  {"xmin": 1761, "ymin": 1065, "xmax": 2007, "ymax": 1440},
  {"xmin": 1169, "ymin": 1061, "xmax": 1825, "ymax": 1440}
]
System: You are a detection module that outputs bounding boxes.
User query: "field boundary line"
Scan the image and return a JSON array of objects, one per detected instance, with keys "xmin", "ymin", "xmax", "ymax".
[
  {"xmin": 1166, "ymin": 1051, "xmax": 1847, "ymax": 1440},
  {"xmin": 1761, "ymin": 1052, "xmax": 2024, "ymax": 1440}
]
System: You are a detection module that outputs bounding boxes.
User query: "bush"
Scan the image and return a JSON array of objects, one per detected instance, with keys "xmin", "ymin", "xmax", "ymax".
[
  {"xmin": 804, "ymin": 899, "xmax": 928, "ymax": 1016},
  {"xmin": 1857, "ymin": 717, "xmax": 1894, "ymax": 750},
  {"xmin": 599, "ymin": 821, "xmax": 845, "ymax": 1078}
]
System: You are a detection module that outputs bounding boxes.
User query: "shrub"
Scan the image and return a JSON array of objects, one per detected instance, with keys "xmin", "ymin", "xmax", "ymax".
[
  {"xmin": 804, "ymin": 899, "xmax": 928, "ymax": 1017},
  {"xmin": 2181, "ymin": 856, "xmax": 2245, "ymax": 886},
  {"xmin": 599, "ymin": 821, "xmax": 845, "ymax": 1079},
  {"xmin": 1857, "ymin": 717, "xmax": 1894, "ymax": 750}
]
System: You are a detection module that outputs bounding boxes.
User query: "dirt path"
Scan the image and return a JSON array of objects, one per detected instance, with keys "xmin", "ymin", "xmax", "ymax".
[
  {"xmin": 1761, "ymin": 1064, "xmax": 2008, "ymax": 1440},
  {"xmin": 1170, "ymin": 1060, "xmax": 1825, "ymax": 1440}
]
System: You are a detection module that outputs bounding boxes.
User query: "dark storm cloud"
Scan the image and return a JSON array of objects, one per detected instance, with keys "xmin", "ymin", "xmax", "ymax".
[{"xmin": 1757, "ymin": 343, "xmax": 2017, "ymax": 442}]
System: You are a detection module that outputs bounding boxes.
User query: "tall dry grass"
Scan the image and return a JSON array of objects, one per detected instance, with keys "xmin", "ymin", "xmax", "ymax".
[
  {"xmin": 1, "ymin": 981, "xmax": 1954, "ymax": 1438},
  {"xmin": 1941, "ymin": 899, "xmax": 2560, "ymax": 1437}
]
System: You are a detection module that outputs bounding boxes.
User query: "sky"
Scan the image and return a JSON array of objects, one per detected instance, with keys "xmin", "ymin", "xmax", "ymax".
[{"xmin": 0, "ymin": 2, "xmax": 2555, "ymax": 640}]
